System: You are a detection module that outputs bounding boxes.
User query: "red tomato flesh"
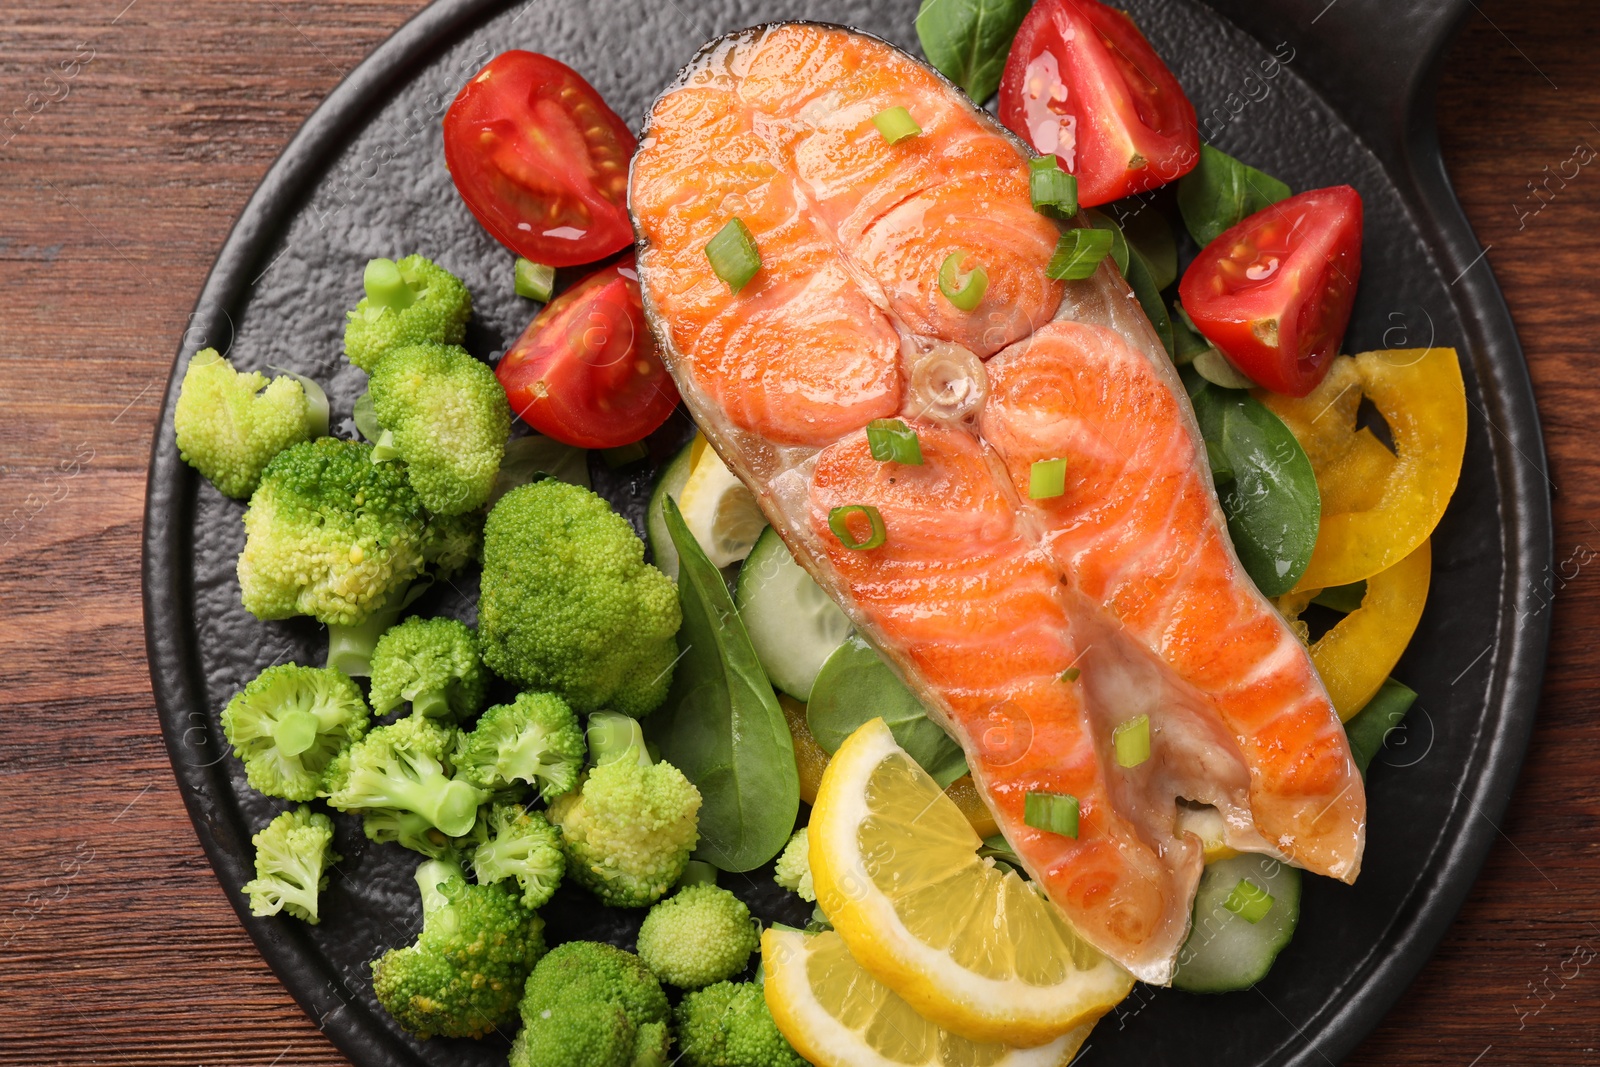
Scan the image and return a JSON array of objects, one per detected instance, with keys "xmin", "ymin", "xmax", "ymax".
[
  {"xmin": 998, "ymin": 0, "xmax": 1199, "ymax": 207},
  {"xmin": 497, "ymin": 255, "xmax": 680, "ymax": 449},
  {"xmin": 444, "ymin": 51, "xmax": 636, "ymax": 267},
  {"xmin": 1179, "ymin": 185, "xmax": 1365, "ymax": 397}
]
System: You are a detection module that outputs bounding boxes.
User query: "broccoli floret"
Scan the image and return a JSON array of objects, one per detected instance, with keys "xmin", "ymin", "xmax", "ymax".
[
  {"xmin": 368, "ymin": 616, "xmax": 487, "ymax": 720},
  {"xmin": 370, "ymin": 343, "xmax": 511, "ymax": 516},
  {"xmin": 237, "ymin": 438, "xmax": 475, "ymax": 626},
  {"xmin": 585, "ymin": 710, "xmax": 651, "ymax": 768},
  {"xmin": 371, "ymin": 854, "xmax": 544, "ymax": 1039},
  {"xmin": 344, "ymin": 255, "xmax": 472, "ymax": 373},
  {"xmin": 242, "ymin": 805, "xmax": 340, "ymax": 924},
  {"xmin": 772, "ymin": 828, "xmax": 815, "ymax": 903},
  {"xmin": 174, "ymin": 348, "xmax": 328, "ymax": 498},
  {"xmin": 457, "ymin": 692, "xmax": 587, "ymax": 800},
  {"xmin": 322, "ymin": 715, "xmax": 488, "ymax": 838},
  {"xmin": 478, "ymin": 481, "xmax": 682, "ymax": 716},
  {"xmin": 636, "ymin": 884, "xmax": 759, "ymax": 989},
  {"xmin": 470, "ymin": 802, "xmax": 566, "ymax": 910},
  {"xmin": 512, "ymin": 941, "xmax": 670, "ymax": 1067},
  {"xmin": 547, "ymin": 749, "xmax": 701, "ymax": 908},
  {"xmin": 674, "ymin": 981, "xmax": 804, "ymax": 1067},
  {"xmin": 362, "ymin": 808, "xmax": 455, "ymax": 858},
  {"xmin": 220, "ymin": 664, "xmax": 369, "ymax": 801}
]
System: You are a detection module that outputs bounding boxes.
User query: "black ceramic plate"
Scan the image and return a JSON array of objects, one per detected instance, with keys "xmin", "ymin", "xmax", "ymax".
[{"xmin": 142, "ymin": 1, "xmax": 1552, "ymax": 1064}]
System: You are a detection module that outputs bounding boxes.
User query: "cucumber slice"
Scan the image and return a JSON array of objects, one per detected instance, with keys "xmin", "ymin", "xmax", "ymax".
[
  {"xmin": 1172, "ymin": 852, "xmax": 1301, "ymax": 993},
  {"xmin": 646, "ymin": 440, "xmax": 696, "ymax": 579},
  {"xmin": 734, "ymin": 527, "xmax": 851, "ymax": 700}
]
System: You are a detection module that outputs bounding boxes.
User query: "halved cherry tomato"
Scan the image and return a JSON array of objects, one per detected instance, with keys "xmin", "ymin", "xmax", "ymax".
[
  {"xmin": 497, "ymin": 255, "xmax": 680, "ymax": 449},
  {"xmin": 998, "ymin": 0, "xmax": 1199, "ymax": 207},
  {"xmin": 1180, "ymin": 186, "xmax": 1364, "ymax": 397},
  {"xmin": 444, "ymin": 51, "xmax": 636, "ymax": 268}
]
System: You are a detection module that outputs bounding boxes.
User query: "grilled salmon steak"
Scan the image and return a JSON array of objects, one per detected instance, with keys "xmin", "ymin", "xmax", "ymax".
[{"xmin": 631, "ymin": 22, "xmax": 1365, "ymax": 984}]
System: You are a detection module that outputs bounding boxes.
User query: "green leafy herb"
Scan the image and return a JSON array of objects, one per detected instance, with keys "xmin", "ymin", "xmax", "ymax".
[
  {"xmin": 1177, "ymin": 145, "xmax": 1292, "ymax": 247},
  {"xmin": 915, "ymin": 0, "xmax": 1033, "ymax": 104},
  {"xmin": 1171, "ymin": 301, "xmax": 1215, "ymax": 367},
  {"xmin": 646, "ymin": 498, "xmax": 800, "ymax": 872},
  {"xmin": 807, "ymin": 635, "xmax": 968, "ymax": 788},
  {"xmin": 1117, "ymin": 205, "xmax": 1178, "ymax": 290},
  {"xmin": 706, "ymin": 218, "xmax": 761, "ymax": 292},
  {"xmin": 1085, "ymin": 209, "xmax": 1130, "ymax": 276},
  {"xmin": 1029, "ymin": 155, "xmax": 1079, "ymax": 220},
  {"xmin": 872, "ymin": 106, "xmax": 923, "ymax": 144},
  {"xmin": 514, "ymin": 258, "xmax": 555, "ymax": 302},
  {"xmin": 1222, "ymin": 879, "xmax": 1274, "ymax": 924},
  {"xmin": 1045, "ymin": 228, "xmax": 1114, "ymax": 280},
  {"xmin": 1024, "ymin": 792, "xmax": 1079, "ymax": 838},
  {"xmin": 1192, "ymin": 348, "xmax": 1257, "ymax": 389},
  {"xmin": 1311, "ymin": 580, "xmax": 1368, "ymax": 614},
  {"xmin": 490, "ymin": 435, "xmax": 590, "ymax": 504},
  {"xmin": 1343, "ymin": 677, "xmax": 1418, "ymax": 778},
  {"xmin": 867, "ymin": 419, "xmax": 924, "ymax": 465},
  {"xmin": 1187, "ymin": 375, "xmax": 1321, "ymax": 596}
]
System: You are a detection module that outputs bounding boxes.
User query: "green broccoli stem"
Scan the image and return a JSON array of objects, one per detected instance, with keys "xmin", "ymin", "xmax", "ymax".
[
  {"xmin": 364, "ymin": 257, "xmax": 417, "ymax": 311},
  {"xmin": 586, "ymin": 711, "xmax": 651, "ymax": 768},
  {"xmin": 272, "ymin": 709, "xmax": 321, "ymax": 757},
  {"xmin": 326, "ymin": 578, "xmax": 430, "ymax": 678},
  {"xmin": 370, "ymin": 429, "xmax": 404, "ymax": 464},
  {"xmin": 675, "ymin": 860, "xmax": 719, "ymax": 889},
  {"xmin": 409, "ymin": 686, "xmax": 452, "ymax": 720},
  {"xmin": 384, "ymin": 776, "xmax": 481, "ymax": 838},
  {"xmin": 415, "ymin": 855, "xmax": 464, "ymax": 936}
]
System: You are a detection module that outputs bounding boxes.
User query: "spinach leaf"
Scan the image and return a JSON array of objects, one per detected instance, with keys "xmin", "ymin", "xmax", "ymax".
[
  {"xmin": 1311, "ymin": 580, "xmax": 1367, "ymax": 613},
  {"xmin": 1088, "ymin": 209, "xmax": 1173, "ymax": 357},
  {"xmin": 490, "ymin": 434, "xmax": 590, "ymax": 504},
  {"xmin": 1344, "ymin": 678, "xmax": 1417, "ymax": 778},
  {"xmin": 1118, "ymin": 203, "xmax": 1178, "ymax": 290},
  {"xmin": 1177, "ymin": 145, "xmax": 1292, "ymax": 247},
  {"xmin": 1188, "ymin": 379, "xmax": 1320, "ymax": 596},
  {"xmin": 807, "ymin": 634, "xmax": 969, "ymax": 788},
  {"xmin": 646, "ymin": 498, "xmax": 799, "ymax": 872},
  {"xmin": 1125, "ymin": 245, "xmax": 1175, "ymax": 357},
  {"xmin": 916, "ymin": 0, "xmax": 1033, "ymax": 104}
]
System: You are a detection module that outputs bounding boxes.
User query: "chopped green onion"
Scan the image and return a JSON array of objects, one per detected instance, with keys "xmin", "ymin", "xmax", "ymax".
[
  {"xmin": 1029, "ymin": 155, "xmax": 1079, "ymax": 219},
  {"xmin": 514, "ymin": 257, "xmax": 556, "ymax": 302},
  {"xmin": 828, "ymin": 505, "xmax": 887, "ymax": 550},
  {"xmin": 866, "ymin": 419, "xmax": 924, "ymax": 465},
  {"xmin": 1113, "ymin": 714, "xmax": 1151, "ymax": 768},
  {"xmin": 601, "ymin": 441, "xmax": 650, "ymax": 468},
  {"xmin": 1222, "ymin": 879, "xmax": 1274, "ymax": 924},
  {"xmin": 272, "ymin": 709, "xmax": 320, "ymax": 758},
  {"xmin": 1060, "ymin": 667, "xmax": 1081, "ymax": 683},
  {"xmin": 706, "ymin": 218, "xmax": 761, "ymax": 292},
  {"xmin": 937, "ymin": 251, "xmax": 989, "ymax": 311},
  {"xmin": 1312, "ymin": 580, "xmax": 1368, "ymax": 614},
  {"xmin": 1045, "ymin": 228, "xmax": 1114, "ymax": 281},
  {"xmin": 1024, "ymin": 792, "xmax": 1079, "ymax": 838},
  {"xmin": 1029, "ymin": 457, "xmax": 1067, "ymax": 499},
  {"xmin": 872, "ymin": 106, "xmax": 922, "ymax": 144},
  {"xmin": 363, "ymin": 257, "xmax": 415, "ymax": 311}
]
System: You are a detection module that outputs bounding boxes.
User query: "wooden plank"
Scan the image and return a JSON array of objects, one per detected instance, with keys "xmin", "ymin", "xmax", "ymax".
[{"xmin": 0, "ymin": 1, "xmax": 1594, "ymax": 1064}]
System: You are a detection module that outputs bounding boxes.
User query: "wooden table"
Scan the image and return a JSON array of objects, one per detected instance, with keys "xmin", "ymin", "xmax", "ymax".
[{"xmin": 1, "ymin": 1, "xmax": 1595, "ymax": 1063}]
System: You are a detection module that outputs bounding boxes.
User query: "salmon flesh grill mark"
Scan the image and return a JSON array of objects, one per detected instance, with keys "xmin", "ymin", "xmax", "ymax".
[{"xmin": 630, "ymin": 22, "xmax": 1365, "ymax": 984}]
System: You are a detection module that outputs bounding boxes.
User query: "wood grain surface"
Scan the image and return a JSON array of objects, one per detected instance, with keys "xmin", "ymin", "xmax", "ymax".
[{"xmin": 0, "ymin": 1, "xmax": 1595, "ymax": 1063}]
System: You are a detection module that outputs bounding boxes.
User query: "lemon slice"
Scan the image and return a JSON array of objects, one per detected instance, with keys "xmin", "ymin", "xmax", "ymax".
[
  {"xmin": 763, "ymin": 927, "xmax": 1093, "ymax": 1067},
  {"xmin": 676, "ymin": 434, "xmax": 766, "ymax": 567},
  {"xmin": 809, "ymin": 718, "xmax": 1133, "ymax": 1047},
  {"xmin": 1176, "ymin": 804, "xmax": 1240, "ymax": 863}
]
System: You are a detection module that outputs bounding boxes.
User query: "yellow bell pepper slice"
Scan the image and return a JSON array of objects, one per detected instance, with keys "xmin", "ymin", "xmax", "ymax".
[
  {"xmin": 1285, "ymin": 540, "xmax": 1432, "ymax": 721},
  {"xmin": 1260, "ymin": 348, "xmax": 1465, "ymax": 590}
]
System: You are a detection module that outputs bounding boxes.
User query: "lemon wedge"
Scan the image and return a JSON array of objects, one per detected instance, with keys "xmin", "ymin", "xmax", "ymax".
[
  {"xmin": 763, "ymin": 927, "xmax": 1093, "ymax": 1067},
  {"xmin": 676, "ymin": 434, "xmax": 766, "ymax": 567},
  {"xmin": 809, "ymin": 718, "xmax": 1133, "ymax": 1047},
  {"xmin": 1176, "ymin": 804, "xmax": 1240, "ymax": 863}
]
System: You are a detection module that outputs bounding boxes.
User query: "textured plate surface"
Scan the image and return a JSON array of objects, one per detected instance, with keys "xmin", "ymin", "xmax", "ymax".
[{"xmin": 142, "ymin": 1, "xmax": 1551, "ymax": 1065}]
